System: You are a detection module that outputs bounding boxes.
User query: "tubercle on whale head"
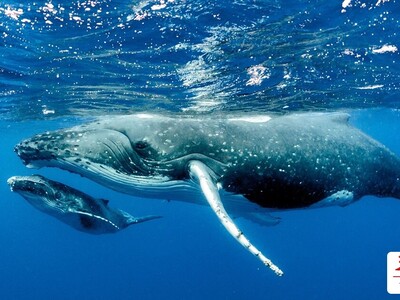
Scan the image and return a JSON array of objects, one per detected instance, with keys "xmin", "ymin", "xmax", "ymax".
[
  {"xmin": 14, "ymin": 138, "xmax": 57, "ymax": 168},
  {"xmin": 14, "ymin": 127, "xmax": 101, "ymax": 166}
]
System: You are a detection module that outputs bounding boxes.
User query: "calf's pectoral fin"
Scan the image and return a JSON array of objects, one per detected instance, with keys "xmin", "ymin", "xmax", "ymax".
[{"xmin": 188, "ymin": 160, "xmax": 283, "ymax": 276}]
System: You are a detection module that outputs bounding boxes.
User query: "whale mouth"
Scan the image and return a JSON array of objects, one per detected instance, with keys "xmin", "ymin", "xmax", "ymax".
[{"xmin": 8, "ymin": 176, "xmax": 35, "ymax": 193}]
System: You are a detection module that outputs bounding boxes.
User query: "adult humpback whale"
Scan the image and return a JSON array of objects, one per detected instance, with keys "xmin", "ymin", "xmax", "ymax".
[
  {"xmin": 14, "ymin": 113, "xmax": 400, "ymax": 275},
  {"xmin": 7, "ymin": 175, "xmax": 160, "ymax": 234}
]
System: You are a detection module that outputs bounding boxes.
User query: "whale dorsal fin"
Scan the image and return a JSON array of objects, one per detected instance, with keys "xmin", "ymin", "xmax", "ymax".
[
  {"xmin": 100, "ymin": 199, "xmax": 109, "ymax": 206},
  {"xmin": 188, "ymin": 160, "xmax": 283, "ymax": 276},
  {"xmin": 328, "ymin": 113, "xmax": 350, "ymax": 124}
]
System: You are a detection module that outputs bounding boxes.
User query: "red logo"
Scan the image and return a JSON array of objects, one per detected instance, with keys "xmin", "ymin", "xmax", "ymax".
[{"xmin": 388, "ymin": 252, "xmax": 400, "ymax": 294}]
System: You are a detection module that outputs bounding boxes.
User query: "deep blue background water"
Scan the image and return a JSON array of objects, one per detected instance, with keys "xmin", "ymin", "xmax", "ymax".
[
  {"xmin": 2, "ymin": 110, "xmax": 400, "ymax": 299},
  {"xmin": 1, "ymin": 0, "xmax": 400, "ymax": 299}
]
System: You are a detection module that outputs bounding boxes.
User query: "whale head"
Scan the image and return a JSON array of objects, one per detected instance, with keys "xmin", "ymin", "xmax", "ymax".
[
  {"xmin": 14, "ymin": 115, "xmax": 226, "ymax": 194},
  {"xmin": 7, "ymin": 175, "xmax": 74, "ymax": 214}
]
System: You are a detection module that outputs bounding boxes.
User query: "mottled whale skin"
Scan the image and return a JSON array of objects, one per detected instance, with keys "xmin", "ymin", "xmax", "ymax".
[
  {"xmin": 13, "ymin": 113, "xmax": 400, "ymax": 275},
  {"xmin": 14, "ymin": 113, "xmax": 400, "ymax": 209},
  {"xmin": 7, "ymin": 175, "xmax": 160, "ymax": 234}
]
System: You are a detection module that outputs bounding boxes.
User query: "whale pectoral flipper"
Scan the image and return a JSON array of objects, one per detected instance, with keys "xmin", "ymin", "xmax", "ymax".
[{"xmin": 188, "ymin": 160, "xmax": 283, "ymax": 276}]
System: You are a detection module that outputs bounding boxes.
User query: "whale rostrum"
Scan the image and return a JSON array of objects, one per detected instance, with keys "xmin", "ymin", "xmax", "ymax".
[{"xmin": 13, "ymin": 113, "xmax": 400, "ymax": 275}]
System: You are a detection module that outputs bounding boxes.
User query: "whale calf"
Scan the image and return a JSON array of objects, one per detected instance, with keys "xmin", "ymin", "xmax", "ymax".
[
  {"xmin": 14, "ymin": 113, "xmax": 400, "ymax": 275},
  {"xmin": 7, "ymin": 175, "xmax": 161, "ymax": 234}
]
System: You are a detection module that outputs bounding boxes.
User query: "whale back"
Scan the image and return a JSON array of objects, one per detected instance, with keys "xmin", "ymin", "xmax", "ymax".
[{"xmin": 217, "ymin": 113, "xmax": 400, "ymax": 208}]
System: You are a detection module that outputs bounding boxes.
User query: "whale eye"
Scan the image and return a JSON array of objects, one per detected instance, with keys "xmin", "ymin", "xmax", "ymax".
[
  {"xmin": 133, "ymin": 140, "xmax": 158, "ymax": 160},
  {"xmin": 134, "ymin": 141, "xmax": 149, "ymax": 150},
  {"xmin": 55, "ymin": 191, "xmax": 62, "ymax": 200}
]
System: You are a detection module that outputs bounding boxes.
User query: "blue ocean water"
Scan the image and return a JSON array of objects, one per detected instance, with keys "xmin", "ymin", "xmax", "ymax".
[{"xmin": 1, "ymin": 0, "xmax": 400, "ymax": 299}]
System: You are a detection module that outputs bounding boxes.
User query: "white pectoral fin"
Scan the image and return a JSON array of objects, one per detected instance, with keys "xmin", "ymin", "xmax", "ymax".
[{"xmin": 188, "ymin": 160, "xmax": 283, "ymax": 276}]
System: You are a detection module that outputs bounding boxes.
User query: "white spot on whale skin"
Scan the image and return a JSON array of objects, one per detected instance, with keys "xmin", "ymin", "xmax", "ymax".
[
  {"xmin": 228, "ymin": 116, "xmax": 272, "ymax": 123},
  {"xmin": 136, "ymin": 113, "xmax": 156, "ymax": 119},
  {"xmin": 311, "ymin": 190, "xmax": 354, "ymax": 208}
]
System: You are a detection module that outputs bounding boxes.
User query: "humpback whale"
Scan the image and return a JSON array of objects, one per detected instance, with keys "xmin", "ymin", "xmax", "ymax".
[
  {"xmin": 14, "ymin": 113, "xmax": 400, "ymax": 275},
  {"xmin": 7, "ymin": 175, "xmax": 160, "ymax": 234}
]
